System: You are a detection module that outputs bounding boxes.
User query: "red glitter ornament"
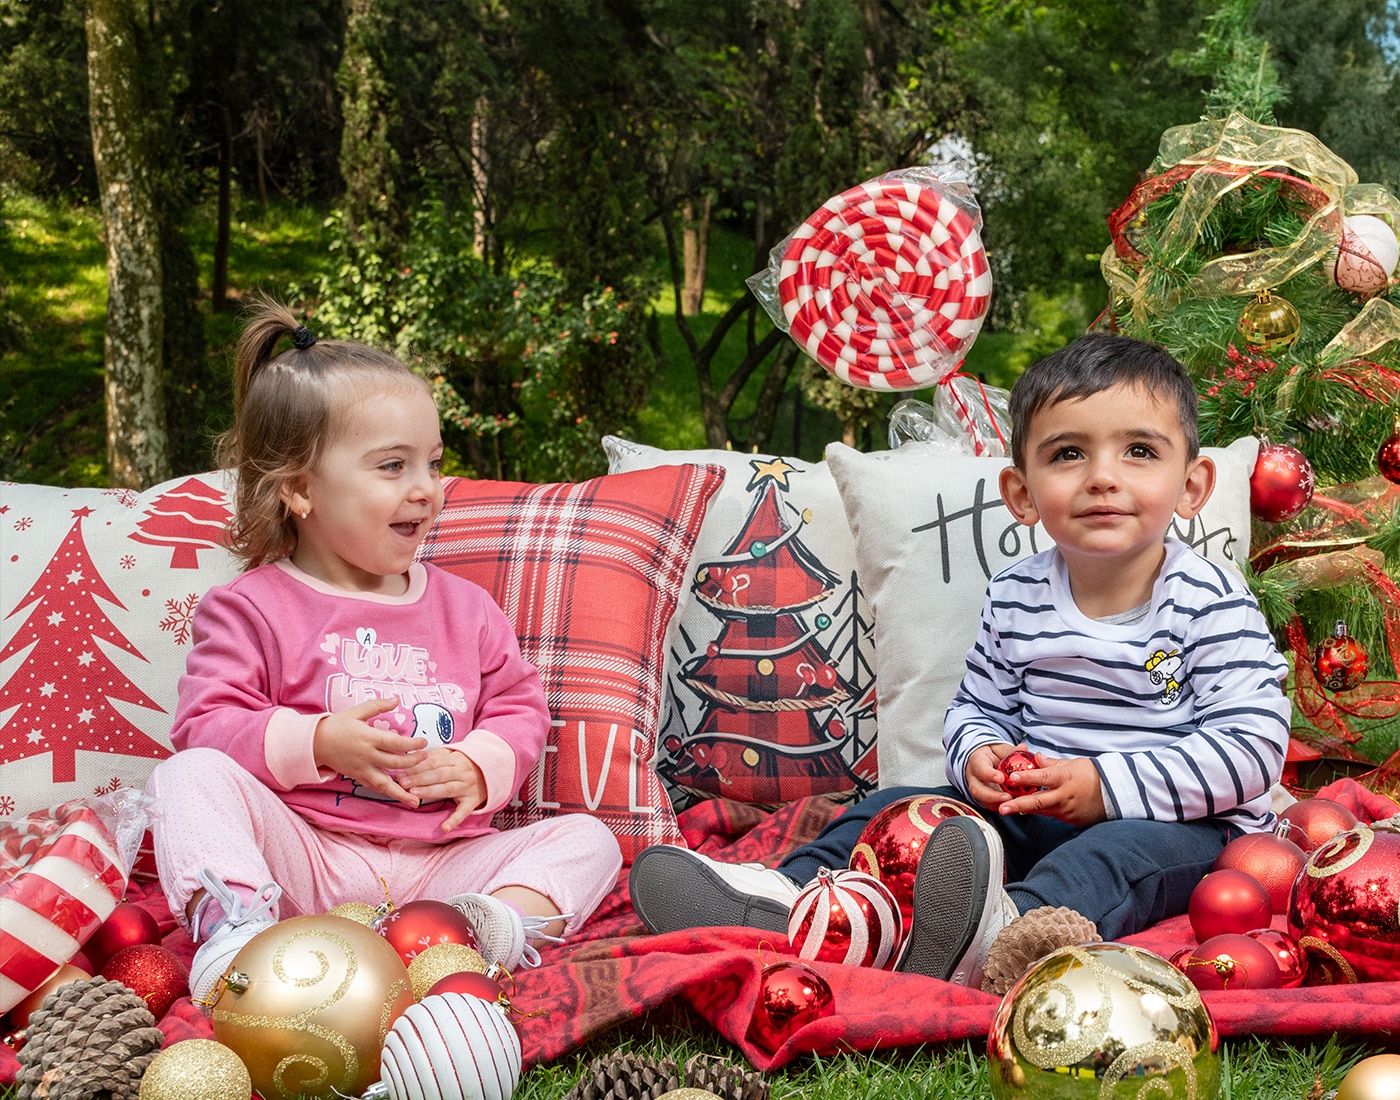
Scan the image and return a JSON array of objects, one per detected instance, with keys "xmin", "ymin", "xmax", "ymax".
[
  {"xmin": 746, "ymin": 960, "xmax": 835, "ymax": 1054},
  {"xmin": 427, "ymin": 970, "xmax": 505, "ymax": 1002},
  {"xmin": 1188, "ymin": 869, "xmax": 1272, "ymax": 942},
  {"xmin": 83, "ymin": 901, "xmax": 163, "ymax": 970},
  {"xmin": 1276, "ymin": 797, "xmax": 1359, "ymax": 853},
  {"xmin": 1379, "ymin": 433, "xmax": 1400, "ymax": 485},
  {"xmin": 1311, "ymin": 621, "xmax": 1368, "ymax": 692},
  {"xmin": 1249, "ymin": 443, "xmax": 1315, "ymax": 523},
  {"xmin": 1245, "ymin": 927, "xmax": 1307, "ymax": 988},
  {"xmin": 100, "ymin": 944, "xmax": 190, "ymax": 1019},
  {"xmin": 1289, "ymin": 823, "xmax": 1400, "ymax": 983},
  {"xmin": 787, "ymin": 868, "xmax": 903, "ymax": 969},
  {"xmin": 375, "ymin": 900, "xmax": 480, "ymax": 966},
  {"xmin": 848, "ymin": 794, "xmax": 978, "ymax": 929},
  {"xmin": 1213, "ymin": 832, "xmax": 1307, "ymax": 913},
  {"xmin": 1177, "ymin": 932, "xmax": 1282, "ymax": 991}
]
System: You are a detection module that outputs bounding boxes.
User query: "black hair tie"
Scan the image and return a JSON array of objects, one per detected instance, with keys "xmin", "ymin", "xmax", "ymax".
[{"xmin": 292, "ymin": 325, "xmax": 317, "ymax": 350}]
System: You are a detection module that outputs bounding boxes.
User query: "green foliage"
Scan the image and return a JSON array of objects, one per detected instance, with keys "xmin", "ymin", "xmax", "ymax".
[{"xmin": 310, "ymin": 202, "xmax": 655, "ymax": 482}]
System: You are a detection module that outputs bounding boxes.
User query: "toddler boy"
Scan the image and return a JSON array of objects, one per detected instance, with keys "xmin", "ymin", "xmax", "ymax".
[{"xmin": 629, "ymin": 333, "xmax": 1291, "ymax": 989}]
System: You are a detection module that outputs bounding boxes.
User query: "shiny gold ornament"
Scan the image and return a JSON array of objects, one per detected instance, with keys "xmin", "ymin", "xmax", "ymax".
[
  {"xmin": 1337, "ymin": 1054, "xmax": 1400, "ymax": 1100},
  {"xmin": 988, "ymin": 942, "xmax": 1220, "ymax": 1100},
  {"xmin": 1237, "ymin": 290, "xmax": 1301, "ymax": 353},
  {"xmin": 657, "ymin": 1091, "xmax": 724, "ymax": 1100},
  {"xmin": 138, "ymin": 1039, "xmax": 251, "ymax": 1100},
  {"xmin": 210, "ymin": 914, "xmax": 414, "ymax": 1100},
  {"xmin": 407, "ymin": 941, "xmax": 489, "ymax": 1000},
  {"xmin": 327, "ymin": 902, "xmax": 380, "ymax": 926}
]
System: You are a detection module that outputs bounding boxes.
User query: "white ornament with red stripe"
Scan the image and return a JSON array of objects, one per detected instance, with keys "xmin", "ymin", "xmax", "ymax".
[
  {"xmin": 0, "ymin": 800, "xmax": 128, "ymax": 1013},
  {"xmin": 370, "ymin": 990, "xmax": 522, "ymax": 1100},
  {"xmin": 787, "ymin": 866, "xmax": 904, "ymax": 969},
  {"xmin": 1332, "ymin": 214, "xmax": 1399, "ymax": 295},
  {"xmin": 775, "ymin": 173, "xmax": 992, "ymax": 392}
]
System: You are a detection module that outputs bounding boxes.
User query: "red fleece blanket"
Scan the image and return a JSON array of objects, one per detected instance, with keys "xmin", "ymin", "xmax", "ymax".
[{"xmin": 4, "ymin": 781, "xmax": 1397, "ymax": 1084}]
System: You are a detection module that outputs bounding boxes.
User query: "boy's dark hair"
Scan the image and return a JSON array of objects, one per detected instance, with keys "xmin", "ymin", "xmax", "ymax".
[{"xmin": 1009, "ymin": 333, "xmax": 1200, "ymax": 467}]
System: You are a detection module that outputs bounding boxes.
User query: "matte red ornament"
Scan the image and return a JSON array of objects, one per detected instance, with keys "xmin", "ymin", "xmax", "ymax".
[
  {"xmin": 374, "ymin": 900, "xmax": 480, "ymax": 966},
  {"xmin": 1379, "ymin": 433, "xmax": 1400, "ymax": 485},
  {"xmin": 1249, "ymin": 443, "xmax": 1314, "ymax": 523},
  {"xmin": 746, "ymin": 960, "xmax": 835, "ymax": 1054},
  {"xmin": 426, "ymin": 970, "xmax": 505, "ymax": 1002},
  {"xmin": 1176, "ymin": 932, "xmax": 1282, "ymax": 991},
  {"xmin": 1245, "ymin": 927, "xmax": 1307, "ymax": 988},
  {"xmin": 1289, "ymin": 823, "xmax": 1400, "ymax": 983},
  {"xmin": 100, "ymin": 943, "xmax": 190, "ymax": 1019},
  {"xmin": 1188, "ymin": 869, "xmax": 1272, "ymax": 942},
  {"xmin": 1277, "ymin": 796, "xmax": 1359, "ymax": 853},
  {"xmin": 787, "ymin": 867, "xmax": 904, "ymax": 969},
  {"xmin": 1311, "ymin": 621, "xmax": 1368, "ymax": 692},
  {"xmin": 1213, "ymin": 832, "xmax": 1307, "ymax": 913},
  {"xmin": 83, "ymin": 901, "xmax": 162, "ymax": 970},
  {"xmin": 848, "ymin": 794, "xmax": 978, "ymax": 929}
]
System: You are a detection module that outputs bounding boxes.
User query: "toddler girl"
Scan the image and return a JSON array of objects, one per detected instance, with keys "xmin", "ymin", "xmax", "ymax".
[{"xmin": 145, "ymin": 299, "xmax": 622, "ymax": 1009}]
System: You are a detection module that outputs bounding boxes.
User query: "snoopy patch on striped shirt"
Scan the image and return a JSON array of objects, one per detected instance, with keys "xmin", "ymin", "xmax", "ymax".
[{"xmin": 1145, "ymin": 649, "xmax": 1186, "ymax": 705}]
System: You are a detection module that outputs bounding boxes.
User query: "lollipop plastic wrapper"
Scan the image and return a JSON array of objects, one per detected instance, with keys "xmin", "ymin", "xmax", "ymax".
[
  {"xmin": 888, "ymin": 381, "xmax": 1009, "ymax": 456},
  {"xmin": 749, "ymin": 167, "xmax": 1003, "ymax": 454}
]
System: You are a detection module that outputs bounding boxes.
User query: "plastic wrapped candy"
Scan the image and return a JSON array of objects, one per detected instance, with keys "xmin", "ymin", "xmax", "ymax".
[
  {"xmin": 0, "ymin": 789, "xmax": 151, "ymax": 1013},
  {"xmin": 887, "ymin": 379, "xmax": 1010, "ymax": 457}
]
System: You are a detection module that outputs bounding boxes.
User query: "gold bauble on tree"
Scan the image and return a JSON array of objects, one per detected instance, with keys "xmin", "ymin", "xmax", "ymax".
[
  {"xmin": 1237, "ymin": 289, "xmax": 1301, "ymax": 352},
  {"xmin": 209, "ymin": 914, "xmax": 414, "ymax": 1100},
  {"xmin": 138, "ymin": 1039, "xmax": 251, "ymax": 1100}
]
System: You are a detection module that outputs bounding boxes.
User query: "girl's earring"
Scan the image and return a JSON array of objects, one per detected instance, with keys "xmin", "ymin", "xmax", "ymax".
[{"xmin": 300, "ymin": 509, "xmax": 309, "ymax": 520}]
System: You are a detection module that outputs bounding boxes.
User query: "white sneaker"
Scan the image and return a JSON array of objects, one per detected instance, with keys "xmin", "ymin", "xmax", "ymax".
[
  {"xmin": 628, "ymin": 844, "xmax": 802, "ymax": 935},
  {"xmin": 896, "ymin": 815, "xmax": 1018, "ymax": 988},
  {"xmin": 188, "ymin": 869, "xmax": 282, "ymax": 1012},
  {"xmin": 446, "ymin": 893, "xmax": 568, "ymax": 970}
]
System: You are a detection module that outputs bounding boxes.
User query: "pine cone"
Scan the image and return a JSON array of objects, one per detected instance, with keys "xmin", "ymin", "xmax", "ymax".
[
  {"xmin": 562, "ymin": 1052, "xmax": 681, "ymax": 1100},
  {"xmin": 15, "ymin": 976, "xmax": 164, "ymax": 1100},
  {"xmin": 683, "ymin": 1053, "xmax": 769, "ymax": 1100},
  {"xmin": 981, "ymin": 905, "xmax": 1102, "ymax": 996}
]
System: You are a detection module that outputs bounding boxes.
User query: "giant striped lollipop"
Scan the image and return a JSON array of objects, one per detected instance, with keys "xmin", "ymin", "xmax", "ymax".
[{"xmin": 777, "ymin": 176, "xmax": 991, "ymax": 391}]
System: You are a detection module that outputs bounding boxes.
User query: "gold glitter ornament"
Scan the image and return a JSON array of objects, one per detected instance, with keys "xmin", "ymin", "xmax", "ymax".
[
  {"xmin": 138, "ymin": 1039, "xmax": 251, "ymax": 1100},
  {"xmin": 988, "ymin": 942, "xmax": 1220, "ymax": 1100},
  {"xmin": 210, "ymin": 914, "xmax": 414, "ymax": 1100},
  {"xmin": 407, "ymin": 941, "xmax": 490, "ymax": 1000},
  {"xmin": 327, "ymin": 901, "xmax": 380, "ymax": 926},
  {"xmin": 1236, "ymin": 289, "xmax": 1301, "ymax": 353}
]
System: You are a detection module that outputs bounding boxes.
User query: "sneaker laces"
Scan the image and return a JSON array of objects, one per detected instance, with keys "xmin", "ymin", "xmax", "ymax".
[
  {"xmin": 516, "ymin": 911, "xmax": 572, "ymax": 968},
  {"xmin": 191, "ymin": 868, "xmax": 282, "ymax": 942}
]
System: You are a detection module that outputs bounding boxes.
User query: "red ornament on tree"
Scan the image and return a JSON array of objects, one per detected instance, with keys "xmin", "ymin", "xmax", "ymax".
[
  {"xmin": 1311, "ymin": 621, "xmax": 1368, "ymax": 692},
  {"xmin": 1176, "ymin": 932, "xmax": 1282, "ymax": 991},
  {"xmin": 746, "ymin": 960, "xmax": 835, "ymax": 1054},
  {"xmin": 1188, "ymin": 869, "xmax": 1272, "ymax": 942},
  {"xmin": 1213, "ymin": 832, "xmax": 1307, "ymax": 913},
  {"xmin": 787, "ymin": 868, "xmax": 903, "ymax": 969},
  {"xmin": 1378, "ymin": 432, "xmax": 1400, "ymax": 484},
  {"xmin": 374, "ymin": 900, "xmax": 480, "ymax": 966},
  {"xmin": 1249, "ymin": 443, "xmax": 1315, "ymax": 523},
  {"xmin": 1277, "ymin": 796, "xmax": 1359, "ymax": 853},
  {"xmin": 83, "ymin": 902, "xmax": 163, "ymax": 970},
  {"xmin": 1245, "ymin": 928, "xmax": 1307, "ymax": 988},
  {"xmin": 1289, "ymin": 822, "xmax": 1400, "ymax": 983},
  {"xmin": 848, "ymin": 794, "xmax": 978, "ymax": 928},
  {"xmin": 100, "ymin": 943, "xmax": 190, "ymax": 1019}
]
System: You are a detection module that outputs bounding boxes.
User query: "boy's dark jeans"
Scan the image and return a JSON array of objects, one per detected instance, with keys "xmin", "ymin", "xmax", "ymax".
[{"xmin": 777, "ymin": 784, "xmax": 1239, "ymax": 940}]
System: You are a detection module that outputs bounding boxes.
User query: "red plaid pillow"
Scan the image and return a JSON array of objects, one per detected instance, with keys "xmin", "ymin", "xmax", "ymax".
[{"xmin": 420, "ymin": 465, "xmax": 725, "ymax": 863}]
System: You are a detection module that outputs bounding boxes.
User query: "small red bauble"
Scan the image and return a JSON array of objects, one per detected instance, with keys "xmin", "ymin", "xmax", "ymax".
[
  {"xmin": 100, "ymin": 943, "xmax": 190, "ymax": 1019},
  {"xmin": 746, "ymin": 960, "xmax": 835, "ymax": 1054},
  {"xmin": 848, "ymin": 794, "xmax": 978, "ymax": 929},
  {"xmin": 1289, "ymin": 823, "xmax": 1400, "ymax": 983},
  {"xmin": 374, "ymin": 900, "xmax": 480, "ymax": 966},
  {"xmin": 83, "ymin": 901, "xmax": 163, "ymax": 970},
  {"xmin": 1188, "ymin": 869, "xmax": 1272, "ymax": 942},
  {"xmin": 427, "ymin": 970, "xmax": 504, "ymax": 1002},
  {"xmin": 999, "ymin": 749, "xmax": 1041, "ymax": 789},
  {"xmin": 1311, "ymin": 621, "xmax": 1368, "ymax": 692},
  {"xmin": 1249, "ymin": 443, "xmax": 1315, "ymax": 523},
  {"xmin": 1177, "ymin": 932, "xmax": 1282, "ymax": 991},
  {"xmin": 787, "ymin": 867, "xmax": 903, "ymax": 969},
  {"xmin": 1276, "ymin": 796, "xmax": 1359, "ymax": 853},
  {"xmin": 1245, "ymin": 927, "xmax": 1307, "ymax": 988},
  {"xmin": 1379, "ymin": 433, "xmax": 1400, "ymax": 485},
  {"xmin": 1213, "ymin": 831, "xmax": 1307, "ymax": 913}
]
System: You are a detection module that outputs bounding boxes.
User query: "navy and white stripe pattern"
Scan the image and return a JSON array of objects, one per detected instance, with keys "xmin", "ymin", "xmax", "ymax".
[{"xmin": 943, "ymin": 539, "xmax": 1291, "ymax": 833}]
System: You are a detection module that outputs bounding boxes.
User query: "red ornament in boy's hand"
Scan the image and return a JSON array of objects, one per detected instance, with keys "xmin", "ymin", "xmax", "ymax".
[{"xmin": 1000, "ymin": 750, "xmax": 1039, "ymax": 787}]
